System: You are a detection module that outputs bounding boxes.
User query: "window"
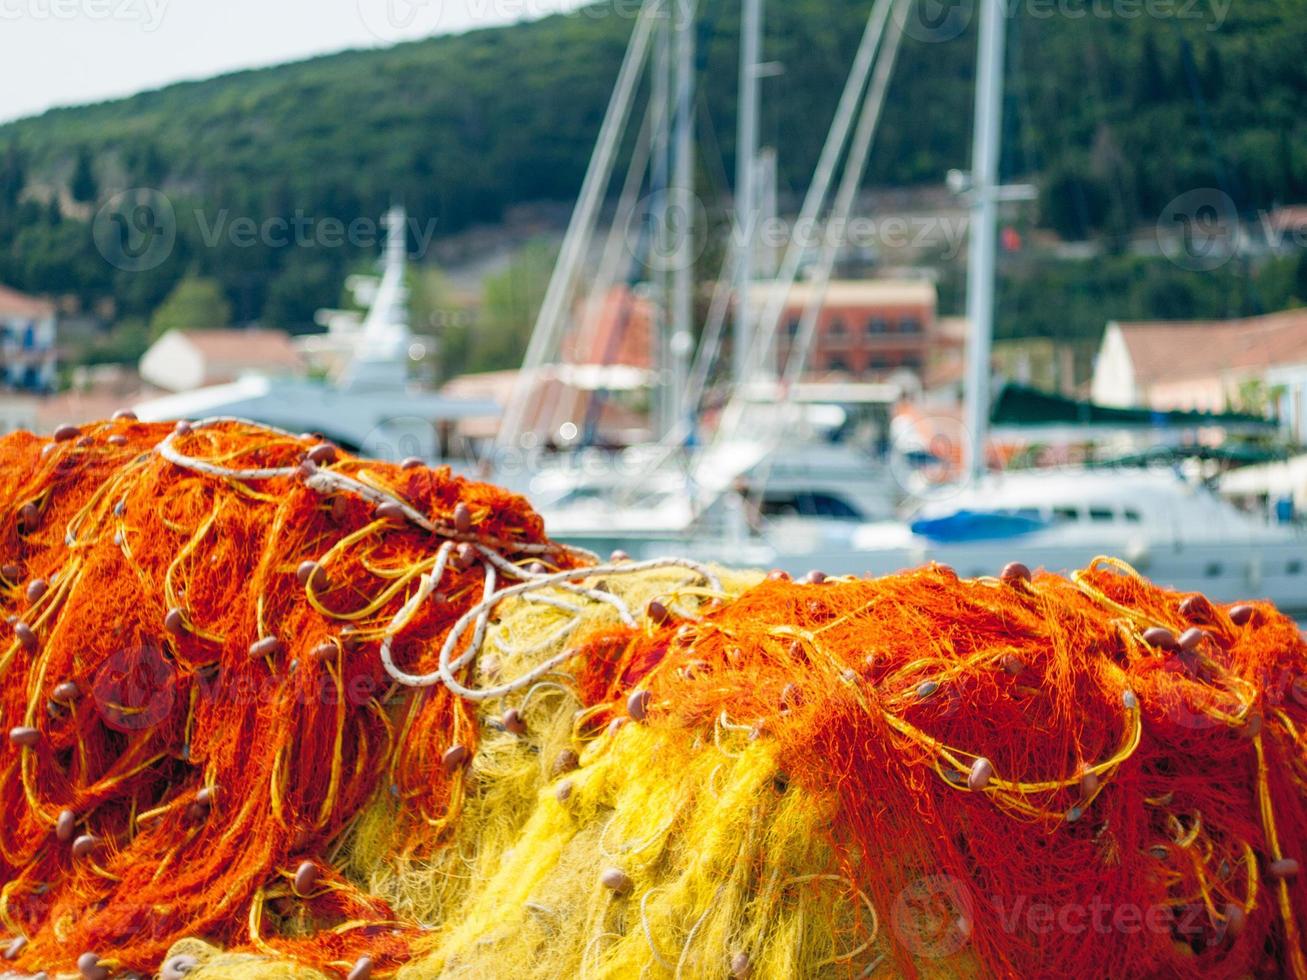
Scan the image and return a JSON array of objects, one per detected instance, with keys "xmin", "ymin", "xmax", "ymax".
[
  {"xmin": 761, "ymin": 492, "xmax": 863, "ymax": 520},
  {"xmin": 785, "ymin": 317, "xmax": 800, "ymax": 338},
  {"xmin": 901, "ymin": 354, "xmax": 923, "ymax": 371},
  {"xmin": 900, "ymin": 317, "xmax": 922, "ymax": 334},
  {"xmin": 827, "ymin": 356, "xmax": 849, "ymax": 373},
  {"xmin": 1088, "ymin": 506, "xmax": 1113, "ymax": 522},
  {"xmin": 869, "ymin": 355, "xmax": 889, "ymax": 371},
  {"xmin": 1123, "ymin": 508, "xmax": 1142, "ymax": 523},
  {"xmin": 1052, "ymin": 506, "xmax": 1079, "ymax": 523},
  {"xmin": 827, "ymin": 317, "xmax": 847, "ymax": 337},
  {"xmin": 866, "ymin": 316, "xmax": 888, "ymax": 335},
  {"xmin": 1289, "ymin": 560, "xmax": 1303, "ymax": 576},
  {"xmin": 1204, "ymin": 562, "xmax": 1223, "ymax": 578}
]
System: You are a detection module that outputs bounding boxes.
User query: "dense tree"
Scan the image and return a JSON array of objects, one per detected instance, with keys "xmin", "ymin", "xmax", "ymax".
[
  {"xmin": 69, "ymin": 147, "xmax": 97, "ymax": 204},
  {"xmin": 148, "ymin": 276, "xmax": 233, "ymax": 339},
  {"xmin": 0, "ymin": 142, "xmax": 24, "ymax": 215},
  {"xmin": 0, "ymin": 0, "xmax": 1299, "ymax": 370},
  {"xmin": 1135, "ymin": 36, "xmax": 1166, "ymax": 106},
  {"xmin": 460, "ymin": 239, "xmax": 555, "ymax": 375},
  {"xmin": 261, "ymin": 254, "xmax": 342, "ymax": 334}
]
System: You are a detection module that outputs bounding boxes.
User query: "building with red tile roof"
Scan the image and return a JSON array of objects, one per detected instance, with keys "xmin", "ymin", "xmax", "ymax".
[
  {"xmin": 140, "ymin": 328, "xmax": 306, "ymax": 392},
  {"xmin": 1093, "ymin": 309, "xmax": 1307, "ymax": 409},
  {"xmin": 1093, "ymin": 308, "xmax": 1307, "ymax": 438}
]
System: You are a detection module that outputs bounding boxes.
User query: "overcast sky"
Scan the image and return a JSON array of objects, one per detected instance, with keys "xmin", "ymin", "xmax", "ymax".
[{"xmin": 0, "ymin": 0, "xmax": 589, "ymax": 124}]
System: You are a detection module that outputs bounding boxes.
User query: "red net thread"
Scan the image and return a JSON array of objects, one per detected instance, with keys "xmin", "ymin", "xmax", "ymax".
[
  {"xmin": 0, "ymin": 419, "xmax": 569, "ymax": 972},
  {"xmin": 569, "ymin": 563, "xmax": 1307, "ymax": 977},
  {"xmin": 0, "ymin": 417, "xmax": 1303, "ymax": 978}
]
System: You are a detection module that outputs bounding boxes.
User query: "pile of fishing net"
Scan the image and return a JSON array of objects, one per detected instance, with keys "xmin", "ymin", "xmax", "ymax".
[{"xmin": 0, "ymin": 416, "xmax": 1303, "ymax": 979}]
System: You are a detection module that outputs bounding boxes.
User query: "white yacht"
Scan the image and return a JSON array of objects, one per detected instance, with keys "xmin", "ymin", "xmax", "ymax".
[
  {"xmin": 538, "ymin": 461, "xmax": 1307, "ymax": 611},
  {"xmin": 530, "ymin": 387, "xmax": 901, "ymax": 537},
  {"xmin": 853, "ymin": 468, "xmax": 1304, "ymax": 609},
  {"xmin": 534, "ymin": 436, "xmax": 899, "ymax": 539}
]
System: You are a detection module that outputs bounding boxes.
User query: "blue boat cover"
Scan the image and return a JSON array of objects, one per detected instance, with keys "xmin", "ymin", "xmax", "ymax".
[{"xmin": 909, "ymin": 509, "xmax": 1047, "ymax": 542}]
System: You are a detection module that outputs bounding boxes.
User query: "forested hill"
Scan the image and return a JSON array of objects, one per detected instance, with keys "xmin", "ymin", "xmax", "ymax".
[{"xmin": 0, "ymin": 0, "xmax": 1302, "ymax": 336}]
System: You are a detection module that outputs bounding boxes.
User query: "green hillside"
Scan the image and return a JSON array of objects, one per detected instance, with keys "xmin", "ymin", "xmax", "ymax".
[{"xmin": 0, "ymin": 0, "xmax": 1304, "ymax": 352}]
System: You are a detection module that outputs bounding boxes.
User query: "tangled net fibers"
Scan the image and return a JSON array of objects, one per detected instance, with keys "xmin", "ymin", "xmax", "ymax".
[{"xmin": 0, "ymin": 417, "xmax": 1303, "ymax": 979}]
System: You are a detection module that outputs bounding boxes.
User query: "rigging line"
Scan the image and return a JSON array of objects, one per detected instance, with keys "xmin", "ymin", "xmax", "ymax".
[
  {"xmin": 741, "ymin": 0, "xmax": 907, "ymax": 511},
  {"xmin": 716, "ymin": 0, "xmax": 897, "ymax": 443},
  {"xmin": 545, "ymin": 91, "xmax": 660, "ymax": 446},
  {"xmin": 779, "ymin": 0, "xmax": 906, "ymax": 392},
  {"xmin": 497, "ymin": 0, "xmax": 660, "ymax": 452}
]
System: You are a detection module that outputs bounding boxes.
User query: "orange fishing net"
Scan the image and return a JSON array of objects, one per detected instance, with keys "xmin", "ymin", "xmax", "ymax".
[
  {"xmin": 0, "ymin": 416, "xmax": 576, "ymax": 975},
  {"xmin": 568, "ymin": 561, "xmax": 1307, "ymax": 977},
  {"xmin": 0, "ymin": 416, "xmax": 1302, "ymax": 978}
]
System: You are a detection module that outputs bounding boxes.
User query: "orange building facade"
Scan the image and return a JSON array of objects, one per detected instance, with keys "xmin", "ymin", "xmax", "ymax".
[{"xmin": 754, "ymin": 279, "xmax": 937, "ymax": 379}]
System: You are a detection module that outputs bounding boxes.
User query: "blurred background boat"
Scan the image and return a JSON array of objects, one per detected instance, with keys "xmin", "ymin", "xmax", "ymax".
[
  {"xmin": 1, "ymin": 0, "xmax": 1303, "ymax": 609},
  {"xmin": 473, "ymin": 0, "xmax": 1307, "ymax": 608},
  {"xmin": 132, "ymin": 206, "xmax": 500, "ymax": 458}
]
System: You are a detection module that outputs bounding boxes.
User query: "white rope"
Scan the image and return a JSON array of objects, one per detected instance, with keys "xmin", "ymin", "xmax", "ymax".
[
  {"xmin": 156, "ymin": 416, "xmax": 299, "ymax": 481},
  {"xmin": 152, "ymin": 416, "xmax": 722, "ymax": 702},
  {"xmin": 414, "ymin": 558, "xmax": 720, "ymax": 699}
]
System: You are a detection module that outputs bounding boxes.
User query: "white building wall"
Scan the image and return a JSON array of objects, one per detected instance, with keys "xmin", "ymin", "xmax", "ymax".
[
  {"xmin": 1090, "ymin": 323, "xmax": 1137, "ymax": 406},
  {"xmin": 1148, "ymin": 376, "xmax": 1230, "ymax": 413},
  {"xmin": 140, "ymin": 331, "xmax": 206, "ymax": 392}
]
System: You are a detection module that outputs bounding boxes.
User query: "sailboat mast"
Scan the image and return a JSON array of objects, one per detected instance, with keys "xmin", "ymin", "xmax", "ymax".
[
  {"xmin": 732, "ymin": 0, "xmax": 762, "ymax": 385},
  {"xmin": 669, "ymin": 0, "xmax": 696, "ymax": 438},
  {"xmin": 962, "ymin": 0, "xmax": 1007, "ymax": 481},
  {"xmin": 651, "ymin": 7, "xmax": 673, "ymax": 439}
]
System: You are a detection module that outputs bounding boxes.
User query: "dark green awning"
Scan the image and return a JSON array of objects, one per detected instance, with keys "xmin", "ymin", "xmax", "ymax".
[
  {"xmin": 990, "ymin": 384, "xmax": 1276, "ymax": 433},
  {"xmin": 1088, "ymin": 444, "xmax": 1289, "ymax": 467}
]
